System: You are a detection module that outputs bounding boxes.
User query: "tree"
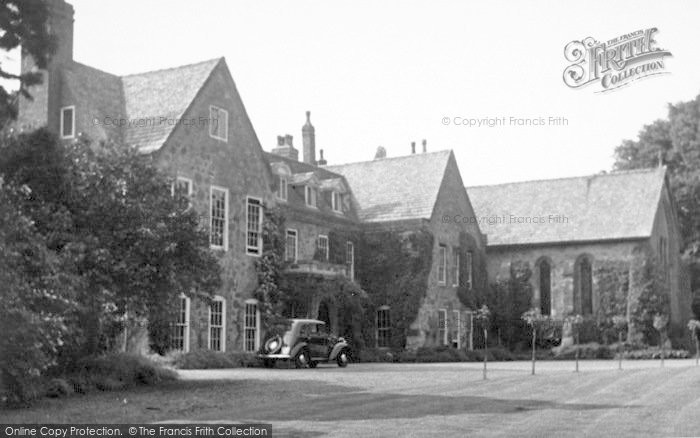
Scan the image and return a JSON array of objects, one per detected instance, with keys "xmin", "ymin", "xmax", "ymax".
[
  {"xmin": 475, "ymin": 305, "xmax": 491, "ymax": 380},
  {"xmin": 0, "ymin": 0, "xmax": 56, "ymax": 127},
  {"xmin": 688, "ymin": 319, "xmax": 700, "ymax": 366},
  {"xmin": 0, "ymin": 186, "xmax": 77, "ymax": 404},
  {"xmin": 522, "ymin": 308, "xmax": 549, "ymax": 375},
  {"xmin": 613, "ymin": 95, "xmax": 700, "ymax": 305},
  {"xmin": 0, "ymin": 129, "xmax": 221, "ymax": 357},
  {"xmin": 653, "ymin": 314, "xmax": 669, "ymax": 367},
  {"xmin": 612, "ymin": 315, "xmax": 628, "ymax": 370}
]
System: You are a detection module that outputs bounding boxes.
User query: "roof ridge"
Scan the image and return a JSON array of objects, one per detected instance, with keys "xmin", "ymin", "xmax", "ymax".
[
  {"xmin": 467, "ymin": 166, "xmax": 664, "ymax": 189},
  {"xmin": 69, "ymin": 61, "xmax": 120, "ymax": 78},
  {"xmin": 327, "ymin": 149, "xmax": 451, "ymax": 168},
  {"xmin": 120, "ymin": 57, "xmax": 222, "ymax": 78}
]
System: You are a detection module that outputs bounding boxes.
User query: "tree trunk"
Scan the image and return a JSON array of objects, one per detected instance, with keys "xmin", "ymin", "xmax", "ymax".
[
  {"xmin": 575, "ymin": 332, "xmax": 580, "ymax": 373},
  {"xmin": 531, "ymin": 327, "xmax": 536, "ymax": 375},
  {"xmin": 695, "ymin": 337, "xmax": 699, "ymax": 366},
  {"xmin": 483, "ymin": 329, "xmax": 488, "ymax": 380},
  {"xmin": 618, "ymin": 331, "xmax": 623, "ymax": 370}
]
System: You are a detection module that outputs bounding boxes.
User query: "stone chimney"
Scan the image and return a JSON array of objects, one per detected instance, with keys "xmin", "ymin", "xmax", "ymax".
[
  {"xmin": 270, "ymin": 134, "xmax": 299, "ymax": 161},
  {"xmin": 422, "ymin": 139, "xmax": 427, "ymax": 153},
  {"xmin": 411, "ymin": 142, "xmax": 416, "ymax": 154},
  {"xmin": 18, "ymin": 0, "xmax": 75, "ymax": 133},
  {"xmin": 374, "ymin": 146, "xmax": 386, "ymax": 160},
  {"xmin": 302, "ymin": 111, "xmax": 316, "ymax": 165},
  {"xmin": 317, "ymin": 149, "xmax": 327, "ymax": 166}
]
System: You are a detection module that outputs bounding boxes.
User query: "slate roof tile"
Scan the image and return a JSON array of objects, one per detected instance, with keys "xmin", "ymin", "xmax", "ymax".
[{"xmin": 466, "ymin": 167, "xmax": 666, "ymax": 246}]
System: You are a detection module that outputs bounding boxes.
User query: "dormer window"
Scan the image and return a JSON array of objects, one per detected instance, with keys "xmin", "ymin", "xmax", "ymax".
[
  {"xmin": 277, "ymin": 176, "xmax": 288, "ymax": 201},
  {"xmin": 305, "ymin": 186, "xmax": 317, "ymax": 208},
  {"xmin": 60, "ymin": 105, "xmax": 75, "ymax": 139},
  {"xmin": 331, "ymin": 191, "xmax": 342, "ymax": 213},
  {"xmin": 209, "ymin": 106, "xmax": 228, "ymax": 142}
]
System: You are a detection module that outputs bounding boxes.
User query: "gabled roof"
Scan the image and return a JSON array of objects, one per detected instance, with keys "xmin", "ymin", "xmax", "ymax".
[
  {"xmin": 121, "ymin": 58, "xmax": 221, "ymax": 152},
  {"xmin": 326, "ymin": 150, "xmax": 452, "ymax": 222},
  {"xmin": 61, "ymin": 58, "xmax": 222, "ymax": 152},
  {"xmin": 467, "ymin": 167, "xmax": 667, "ymax": 246}
]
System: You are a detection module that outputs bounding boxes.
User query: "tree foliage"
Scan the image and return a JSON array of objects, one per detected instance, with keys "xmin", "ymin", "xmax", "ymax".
[
  {"xmin": 0, "ymin": 0, "xmax": 56, "ymax": 127},
  {"xmin": 613, "ymin": 94, "xmax": 700, "ymax": 303},
  {"xmin": 0, "ymin": 129, "xmax": 221, "ymax": 361},
  {"xmin": 0, "ymin": 186, "xmax": 76, "ymax": 405}
]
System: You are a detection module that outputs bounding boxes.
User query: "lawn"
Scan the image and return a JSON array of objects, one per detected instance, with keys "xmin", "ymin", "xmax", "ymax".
[{"xmin": 1, "ymin": 361, "xmax": 699, "ymax": 437}]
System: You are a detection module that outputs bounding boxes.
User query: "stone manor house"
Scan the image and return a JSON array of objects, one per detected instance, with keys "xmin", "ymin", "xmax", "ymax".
[{"xmin": 15, "ymin": 0, "xmax": 692, "ymax": 353}]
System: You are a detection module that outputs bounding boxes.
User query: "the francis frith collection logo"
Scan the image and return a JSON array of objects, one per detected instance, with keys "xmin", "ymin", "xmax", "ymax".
[{"xmin": 563, "ymin": 28, "xmax": 672, "ymax": 92}]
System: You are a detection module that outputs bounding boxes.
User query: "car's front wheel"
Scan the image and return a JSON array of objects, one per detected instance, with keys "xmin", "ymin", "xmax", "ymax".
[
  {"xmin": 336, "ymin": 349, "xmax": 349, "ymax": 367},
  {"xmin": 294, "ymin": 348, "xmax": 310, "ymax": 368}
]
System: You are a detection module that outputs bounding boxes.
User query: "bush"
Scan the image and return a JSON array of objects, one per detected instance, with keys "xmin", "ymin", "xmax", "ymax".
[
  {"xmin": 620, "ymin": 348, "xmax": 690, "ymax": 360},
  {"xmin": 172, "ymin": 350, "xmax": 258, "ymax": 369},
  {"xmin": 44, "ymin": 378, "xmax": 72, "ymax": 398},
  {"xmin": 552, "ymin": 342, "xmax": 613, "ymax": 359},
  {"xmin": 73, "ymin": 353, "xmax": 177, "ymax": 391}
]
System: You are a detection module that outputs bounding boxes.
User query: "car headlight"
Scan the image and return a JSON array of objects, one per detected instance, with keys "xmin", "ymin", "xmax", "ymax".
[{"xmin": 264, "ymin": 335, "xmax": 282, "ymax": 354}]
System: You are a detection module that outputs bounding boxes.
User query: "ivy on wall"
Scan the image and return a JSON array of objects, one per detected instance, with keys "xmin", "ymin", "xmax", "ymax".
[
  {"xmin": 355, "ymin": 228, "xmax": 434, "ymax": 350},
  {"xmin": 594, "ymin": 261, "xmax": 629, "ymax": 343},
  {"xmin": 253, "ymin": 206, "xmax": 288, "ymax": 326}
]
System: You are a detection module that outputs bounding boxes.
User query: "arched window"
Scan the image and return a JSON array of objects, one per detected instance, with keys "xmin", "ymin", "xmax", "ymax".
[
  {"xmin": 538, "ymin": 259, "xmax": 551, "ymax": 316},
  {"xmin": 574, "ymin": 256, "xmax": 593, "ymax": 315}
]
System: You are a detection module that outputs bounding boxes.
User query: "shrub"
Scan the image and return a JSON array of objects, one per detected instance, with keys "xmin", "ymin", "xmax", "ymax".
[
  {"xmin": 172, "ymin": 350, "xmax": 258, "ymax": 369},
  {"xmin": 44, "ymin": 378, "xmax": 72, "ymax": 398},
  {"xmin": 620, "ymin": 348, "xmax": 690, "ymax": 360},
  {"xmin": 552, "ymin": 342, "xmax": 613, "ymax": 360},
  {"xmin": 74, "ymin": 353, "xmax": 177, "ymax": 391}
]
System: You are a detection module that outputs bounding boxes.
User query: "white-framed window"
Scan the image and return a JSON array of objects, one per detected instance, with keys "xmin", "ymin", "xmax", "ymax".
[
  {"xmin": 465, "ymin": 251, "xmax": 473, "ymax": 290},
  {"xmin": 210, "ymin": 186, "xmax": 228, "ymax": 250},
  {"xmin": 285, "ymin": 229, "xmax": 298, "ymax": 262},
  {"xmin": 331, "ymin": 191, "xmax": 342, "ymax": 213},
  {"xmin": 246, "ymin": 197, "xmax": 262, "ymax": 256},
  {"xmin": 60, "ymin": 105, "xmax": 75, "ymax": 139},
  {"xmin": 438, "ymin": 309, "xmax": 447, "ymax": 346},
  {"xmin": 453, "ymin": 249, "xmax": 460, "ymax": 287},
  {"xmin": 317, "ymin": 235, "xmax": 329, "ymax": 261},
  {"xmin": 346, "ymin": 241, "xmax": 354, "ymax": 281},
  {"xmin": 209, "ymin": 105, "xmax": 229, "ymax": 141},
  {"xmin": 438, "ymin": 245, "xmax": 447, "ymax": 285},
  {"xmin": 171, "ymin": 295, "xmax": 190, "ymax": 352},
  {"xmin": 452, "ymin": 310, "xmax": 461, "ymax": 349},
  {"xmin": 208, "ymin": 296, "xmax": 226, "ymax": 352},
  {"xmin": 244, "ymin": 299, "xmax": 260, "ymax": 352},
  {"xmin": 277, "ymin": 176, "xmax": 288, "ymax": 201},
  {"xmin": 305, "ymin": 186, "xmax": 317, "ymax": 208},
  {"xmin": 377, "ymin": 306, "xmax": 390, "ymax": 348}
]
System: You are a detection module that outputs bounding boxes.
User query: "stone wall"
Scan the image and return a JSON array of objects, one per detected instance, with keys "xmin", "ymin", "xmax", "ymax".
[
  {"xmin": 406, "ymin": 153, "xmax": 486, "ymax": 350},
  {"xmin": 154, "ymin": 61, "xmax": 275, "ymax": 352}
]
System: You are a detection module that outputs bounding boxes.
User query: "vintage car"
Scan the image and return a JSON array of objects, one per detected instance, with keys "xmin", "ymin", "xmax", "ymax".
[{"xmin": 257, "ymin": 318, "xmax": 350, "ymax": 368}]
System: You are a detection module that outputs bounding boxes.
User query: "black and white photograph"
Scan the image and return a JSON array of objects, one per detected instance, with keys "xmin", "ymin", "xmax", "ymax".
[{"xmin": 1, "ymin": 1, "xmax": 700, "ymax": 436}]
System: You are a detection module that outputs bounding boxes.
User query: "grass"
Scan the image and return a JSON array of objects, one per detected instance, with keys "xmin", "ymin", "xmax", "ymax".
[{"xmin": 2, "ymin": 361, "xmax": 699, "ymax": 437}]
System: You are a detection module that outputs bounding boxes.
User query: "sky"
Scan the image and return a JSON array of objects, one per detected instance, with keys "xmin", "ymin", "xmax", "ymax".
[{"xmin": 4, "ymin": 0, "xmax": 700, "ymax": 186}]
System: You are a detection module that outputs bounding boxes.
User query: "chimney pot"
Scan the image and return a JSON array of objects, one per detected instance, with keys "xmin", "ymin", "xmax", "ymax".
[
  {"xmin": 285, "ymin": 134, "xmax": 293, "ymax": 146},
  {"xmin": 374, "ymin": 146, "xmax": 387, "ymax": 160},
  {"xmin": 318, "ymin": 149, "xmax": 327, "ymax": 165},
  {"xmin": 411, "ymin": 142, "xmax": 416, "ymax": 154},
  {"xmin": 422, "ymin": 139, "xmax": 427, "ymax": 153},
  {"xmin": 277, "ymin": 135, "xmax": 285, "ymax": 146}
]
